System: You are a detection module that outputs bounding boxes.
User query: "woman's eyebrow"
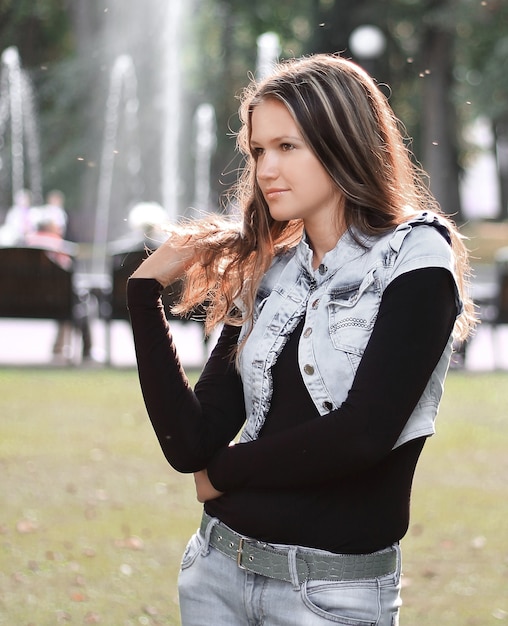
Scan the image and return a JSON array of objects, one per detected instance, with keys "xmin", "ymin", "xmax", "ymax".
[{"xmin": 250, "ymin": 135, "xmax": 302, "ymax": 146}]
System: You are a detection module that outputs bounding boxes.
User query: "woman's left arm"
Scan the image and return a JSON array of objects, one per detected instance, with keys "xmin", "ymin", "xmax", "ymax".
[{"xmin": 206, "ymin": 267, "xmax": 458, "ymax": 492}]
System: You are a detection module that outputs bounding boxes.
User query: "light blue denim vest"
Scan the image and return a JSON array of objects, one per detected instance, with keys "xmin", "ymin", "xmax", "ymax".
[{"xmin": 238, "ymin": 211, "xmax": 462, "ymax": 448}]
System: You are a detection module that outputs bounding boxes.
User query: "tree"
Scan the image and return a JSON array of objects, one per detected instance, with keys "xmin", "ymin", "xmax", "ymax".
[
  {"xmin": 189, "ymin": 0, "xmax": 313, "ymax": 210},
  {"xmin": 2, "ymin": 0, "xmax": 507, "ymax": 241},
  {"xmin": 0, "ymin": 0, "xmax": 72, "ymax": 210},
  {"xmin": 419, "ymin": 0, "xmax": 462, "ymax": 220},
  {"xmin": 455, "ymin": 0, "xmax": 508, "ymax": 220}
]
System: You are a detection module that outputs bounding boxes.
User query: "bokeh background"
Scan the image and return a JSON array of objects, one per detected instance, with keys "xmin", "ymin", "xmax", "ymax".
[
  {"xmin": 2, "ymin": 0, "xmax": 508, "ymax": 367},
  {"xmin": 1, "ymin": 0, "xmax": 507, "ymax": 242}
]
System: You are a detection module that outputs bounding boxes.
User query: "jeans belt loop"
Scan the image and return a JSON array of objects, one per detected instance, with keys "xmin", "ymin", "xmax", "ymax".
[
  {"xmin": 201, "ymin": 514, "xmax": 220, "ymax": 557},
  {"xmin": 287, "ymin": 546, "xmax": 301, "ymax": 591}
]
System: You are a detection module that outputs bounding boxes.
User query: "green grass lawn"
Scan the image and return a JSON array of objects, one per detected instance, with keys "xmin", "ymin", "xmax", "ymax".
[{"xmin": 0, "ymin": 368, "xmax": 507, "ymax": 625}]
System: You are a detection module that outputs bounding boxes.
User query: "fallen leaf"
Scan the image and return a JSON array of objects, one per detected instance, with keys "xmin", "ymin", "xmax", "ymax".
[
  {"xmin": 12, "ymin": 571, "xmax": 27, "ymax": 584},
  {"xmin": 82, "ymin": 547, "xmax": 96, "ymax": 557},
  {"xmin": 73, "ymin": 574, "xmax": 86, "ymax": 587},
  {"xmin": 143, "ymin": 605, "xmax": 158, "ymax": 616},
  {"xmin": 84, "ymin": 611, "xmax": 101, "ymax": 623},
  {"xmin": 410, "ymin": 524, "xmax": 424, "ymax": 537},
  {"xmin": 114, "ymin": 535, "xmax": 144, "ymax": 550},
  {"xmin": 70, "ymin": 591, "xmax": 87, "ymax": 602},
  {"xmin": 16, "ymin": 519, "xmax": 38, "ymax": 533}
]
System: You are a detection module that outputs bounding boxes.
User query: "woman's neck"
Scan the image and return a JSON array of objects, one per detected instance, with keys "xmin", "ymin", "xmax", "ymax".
[{"xmin": 305, "ymin": 222, "xmax": 346, "ymax": 270}]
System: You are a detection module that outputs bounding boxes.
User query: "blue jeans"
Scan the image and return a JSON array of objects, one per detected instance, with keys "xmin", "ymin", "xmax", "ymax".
[{"xmin": 178, "ymin": 525, "xmax": 402, "ymax": 625}]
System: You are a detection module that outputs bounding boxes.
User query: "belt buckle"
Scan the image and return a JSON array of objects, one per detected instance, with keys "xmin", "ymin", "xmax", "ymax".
[{"xmin": 236, "ymin": 536, "xmax": 253, "ymax": 570}]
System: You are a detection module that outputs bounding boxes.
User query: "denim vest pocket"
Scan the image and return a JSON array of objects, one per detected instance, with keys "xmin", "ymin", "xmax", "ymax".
[{"xmin": 327, "ymin": 270, "xmax": 380, "ymax": 356}]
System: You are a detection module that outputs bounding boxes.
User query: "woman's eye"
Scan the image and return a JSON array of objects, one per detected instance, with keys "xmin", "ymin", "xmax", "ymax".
[
  {"xmin": 281, "ymin": 143, "xmax": 294, "ymax": 151},
  {"xmin": 251, "ymin": 147, "xmax": 264, "ymax": 157}
]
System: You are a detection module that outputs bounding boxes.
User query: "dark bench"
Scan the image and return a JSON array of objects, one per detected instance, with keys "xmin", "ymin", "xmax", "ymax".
[
  {"xmin": 0, "ymin": 245, "xmax": 93, "ymax": 363},
  {"xmin": 494, "ymin": 248, "xmax": 508, "ymax": 325},
  {"xmin": 0, "ymin": 246, "xmax": 77, "ymax": 321},
  {"xmin": 107, "ymin": 247, "xmax": 208, "ymax": 322},
  {"xmin": 102, "ymin": 246, "xmax": 208, "ymax": 364}
]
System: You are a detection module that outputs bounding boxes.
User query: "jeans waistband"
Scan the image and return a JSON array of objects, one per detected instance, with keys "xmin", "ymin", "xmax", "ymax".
[{"xmin": 200, "ymin": 512, "xmax": 397, "ymax": 585}]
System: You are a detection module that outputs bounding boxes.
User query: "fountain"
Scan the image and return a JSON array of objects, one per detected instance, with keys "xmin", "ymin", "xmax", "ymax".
[
  {"xmin": 1, "ymin": 14, "xmax": 276, "ymax": 258},
  {"xmin": 161, "ymin": 0, "xmax": 184, "ymax": 222},
  {"xmin": 87, "ymin": 0, "xmax": 189, "ymax": 269},
  {"xmin": 92, "ymin": 54, "xmax": 142, "ymax": 276},
  {"xmin": 0, "ymin": 46, "xmax": 43, "ymax": 206},
  {"xmin": 192, "ymin": 103, "xmax": 217, "ymax": 215}
]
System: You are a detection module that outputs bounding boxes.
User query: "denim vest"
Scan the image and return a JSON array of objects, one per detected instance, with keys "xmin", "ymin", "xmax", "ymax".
[{"xmin": 238, "ymin": 211, "xmax": 462, "ymax": 448}]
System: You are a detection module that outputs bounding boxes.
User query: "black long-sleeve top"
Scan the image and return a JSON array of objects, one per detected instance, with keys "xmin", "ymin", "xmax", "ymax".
[{"xmin": 127, "ymin": 268, "xmax": 457, "ymax": 554}]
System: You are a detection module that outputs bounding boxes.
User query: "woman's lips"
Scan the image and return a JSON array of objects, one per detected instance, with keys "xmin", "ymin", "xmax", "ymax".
[{"xmin": 265, "ymin": 188, "xmax": 288, "ymax": 200}]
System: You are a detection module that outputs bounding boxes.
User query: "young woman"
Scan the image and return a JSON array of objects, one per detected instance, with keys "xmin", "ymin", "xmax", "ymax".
[{"xmin": 127, "ymin": 54, "xmax": 475, "ymax": 625}]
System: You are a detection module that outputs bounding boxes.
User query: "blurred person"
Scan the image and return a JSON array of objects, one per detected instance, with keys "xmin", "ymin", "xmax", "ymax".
[
  {"xmin": 26, "ymin": 216, "xmax": 73, "ymax": 270},
  {"xmin": 0, "ymin": 188, "xmax": 35, "ymax": 245},
  {"xmin": 127, "ymin": 54, "xmax": 476, "ymax": 625},
  {"xmin": 37, "ymin": 189, "xmax": 68, "ymax": 237},
  {"xmin": 27, "ymin": 209, "xmax": 92, "ymax": 365},
  {"xmin": 108, "ymin": 202, "xmax": 169, "ymax": 255}
]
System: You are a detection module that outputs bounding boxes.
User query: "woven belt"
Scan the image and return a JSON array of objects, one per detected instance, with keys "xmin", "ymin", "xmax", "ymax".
[{"xmin": 200, "ymin": 513, "xmax": 397, "ymax": 584}]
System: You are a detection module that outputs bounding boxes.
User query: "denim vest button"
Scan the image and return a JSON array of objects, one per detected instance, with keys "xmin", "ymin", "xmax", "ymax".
[
  {"xmin": 303, "ymin": 364, "xmax": 314, "ymax": 375},
  {"xmin": 318, "ymin": 264, "xmax": 327, "ymax": 275},
  {"xmin": 303, "ymin": 327, "xmax": 312, "ymax": 338},
  {"xmin": 323, "ymin": 401, "xmax": 333, "ymax": 411}
]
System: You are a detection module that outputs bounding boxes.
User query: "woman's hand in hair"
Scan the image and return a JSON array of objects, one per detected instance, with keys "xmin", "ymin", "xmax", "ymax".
[
  {"xmin": 193, "ymin": 469, "xmax": 224, "ymax": 503},
  {"xmin": 130, "ymin": 237, "xmax": 195, "ymax": 288}
]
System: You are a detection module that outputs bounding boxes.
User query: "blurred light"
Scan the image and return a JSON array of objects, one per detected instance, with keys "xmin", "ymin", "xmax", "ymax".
[
  {"xmin": 349, "ymin": 25, "xmax": 386, "ymax": 59},
  {"xmin": 256, "ymin": 32, "xmax": 281, "ymax": 80}
]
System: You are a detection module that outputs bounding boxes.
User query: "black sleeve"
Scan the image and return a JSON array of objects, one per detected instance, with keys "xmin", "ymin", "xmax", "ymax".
[
  {"xmin": 127, "ymin": 278, "xmax": 246, "ymax": 473},
  {"xmin": 206, "ymin": 268, "xmax": 458, "ymax": 491}
]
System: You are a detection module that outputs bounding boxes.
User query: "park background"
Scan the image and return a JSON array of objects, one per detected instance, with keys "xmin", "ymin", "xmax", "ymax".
[
  {"xmin": 1, "ymin": 0, "xmax": 508, "ymax": 237},
  {"xmin": 1, "ymin": 1, "xmax": 508, "ymax": 624}
]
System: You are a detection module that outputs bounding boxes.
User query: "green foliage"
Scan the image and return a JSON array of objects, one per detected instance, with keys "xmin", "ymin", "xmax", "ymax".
[
  {"xmin": 33, "ymin": 55, "xmax": 100, "ymax": 218},
  {"xmin": 186, "ymin": 0, "xmax": 314, "ymax": 202},
  {"xmin": 1, "ymin": 0, "xmax": 507, "ymax": 230},
  {"xmin": 0, "ymin": 0, "xmax": 72, "ymax": 65},
  {"xmin": 455, "ymin": 0, "xmax": 508, "ymax": 122}
]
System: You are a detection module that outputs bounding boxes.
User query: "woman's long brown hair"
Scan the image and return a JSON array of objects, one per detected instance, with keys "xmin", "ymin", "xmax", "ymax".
[{"xmin": 170, "ymin": 54, "xmax": 476, "ymax": 342}]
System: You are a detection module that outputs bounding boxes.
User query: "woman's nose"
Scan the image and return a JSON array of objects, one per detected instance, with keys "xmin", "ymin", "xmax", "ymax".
[{"xmin": 256, "ymin": 153, "xmax": 278, "ymax": 180}]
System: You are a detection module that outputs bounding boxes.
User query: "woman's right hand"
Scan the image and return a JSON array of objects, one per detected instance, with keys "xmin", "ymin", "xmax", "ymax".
[
  {"xmin": 194, "ymin": 469, "xmax": 224, "ymax": 503},
  {"xmin": 130, "ymin": 238, "xmax": 196, "ymax": 288}
]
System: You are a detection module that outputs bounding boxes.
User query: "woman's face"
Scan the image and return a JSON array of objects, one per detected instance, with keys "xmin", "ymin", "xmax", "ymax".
[{"xmin": 250, "ymin": 98, "xmax": 342, "ymax": 234}]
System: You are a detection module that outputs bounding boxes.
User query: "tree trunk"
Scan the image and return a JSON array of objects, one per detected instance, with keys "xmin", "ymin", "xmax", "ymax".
[
  {"xmin": 65, "ymin": 0, "xmax": 103, "ymax": 242},
  {"xmin": 67, "ymin": 0, "xmax": 102, "ymax": 57},
  {"xmin": 494, "ymin": 115, "xmax": 508, "ymax": 221},
  {"xmin": 420, "ymin": 4, "xmax": 463, "ymax": 221}
]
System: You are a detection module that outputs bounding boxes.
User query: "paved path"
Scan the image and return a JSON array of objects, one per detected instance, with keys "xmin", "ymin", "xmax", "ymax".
[
  {"xmin": 0, "ymin": 318, "xmax": 213, "ymax": 369},
  {"xmin": 0, "ymin": 317, "xmax": 507, "ymax": 371}
]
